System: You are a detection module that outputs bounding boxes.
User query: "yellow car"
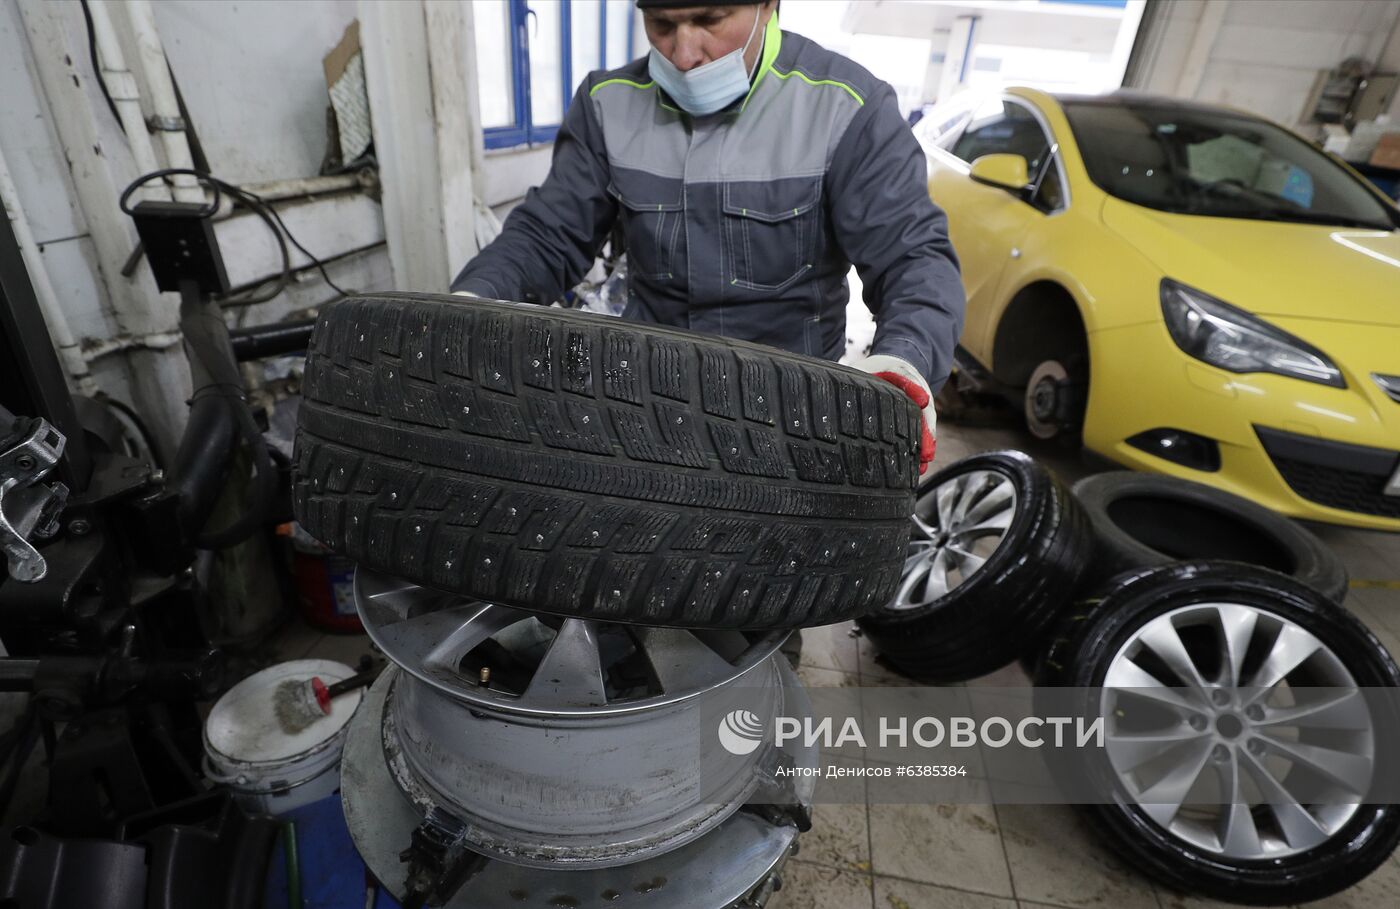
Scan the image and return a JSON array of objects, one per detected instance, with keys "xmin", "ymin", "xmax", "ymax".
[{"xmin": 916, "ymin": 88, "xmax": 1400, "ymax": 531}]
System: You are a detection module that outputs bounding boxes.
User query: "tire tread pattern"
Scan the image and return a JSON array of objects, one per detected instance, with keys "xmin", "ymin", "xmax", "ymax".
[{"xmin": 294, "ymin": 294, "xmax": 919, "ymax": 629}]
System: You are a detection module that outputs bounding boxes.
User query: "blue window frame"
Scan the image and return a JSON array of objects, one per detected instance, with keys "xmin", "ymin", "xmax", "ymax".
[{"xmin": 483, "ymin": 0, "xmax": 638, "ymax": 150}]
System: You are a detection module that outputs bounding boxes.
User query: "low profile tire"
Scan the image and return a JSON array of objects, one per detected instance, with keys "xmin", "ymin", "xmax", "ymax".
[
  {"xmin": 856, "ymin": 450, "xmax": 1092, "ymax": 682},
  {"xmin": 1036, "ymin": 561, "xmax": 1400, "ymax": 906},
  {"xmin": 293, "ymin": 294, "xmax": 920, "ymax": 630},
  {"xmin": 1072, "ymin": 472, "xmax": 1347, "ymax": 602}
]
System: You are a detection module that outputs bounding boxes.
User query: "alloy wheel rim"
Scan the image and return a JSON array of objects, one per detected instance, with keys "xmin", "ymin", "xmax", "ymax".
[
  {"xmin": 354, "ymin": 568, "xmax": 786, "ymax": 716},
  {"xmin": 1102, "ymin": 602, "xmax": 1371, "ymax": 860},
  {"xmin": 888, "ymin": 469, "xmax": 1018, "ymax": 611}
]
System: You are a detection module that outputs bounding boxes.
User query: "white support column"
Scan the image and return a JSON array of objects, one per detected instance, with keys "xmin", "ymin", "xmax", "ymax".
[
  {"xmin": 1175, "ymin": 0, "xmax": 1229, "ymax": 99},
  {"xmin": 425, "ymin": 0, "xmax": 483, "ymax": 280},
  {"xmin": 124, "ymin": 0, "xmax": 204, "ymax": 203},
  {"xmin": 360, "ymin": 0, "xmax": 479, "ymax": 293},
  {"xmin": 937, "ymin": 15, "xmax": 980, "ymax": 103},
  {"xmin": 16, "ymin": 0, "xmax": 189, "ymax": 452},
  {"xmin": 1107, "ymin": 0, "xmax": 1148, "ymax": 90}
]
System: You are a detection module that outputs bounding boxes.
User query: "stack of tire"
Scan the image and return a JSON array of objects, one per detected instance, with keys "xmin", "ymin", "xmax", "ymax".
[{"xmin": 857, "ymin": 453, "xmax": 1400, "ymax": 905}]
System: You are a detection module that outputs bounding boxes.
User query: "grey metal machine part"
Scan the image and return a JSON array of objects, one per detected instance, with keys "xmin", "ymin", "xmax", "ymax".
[
  {"xmin": 355, "ymin": 568, "xmax": 811, "ymax": 869},
  {"xmin": 0, "ymin": 412, "xmax": 68, "ymax": 583},
  {"xmin": 343, "ymin": 666, "xmax": 811, "ymax": 909}
]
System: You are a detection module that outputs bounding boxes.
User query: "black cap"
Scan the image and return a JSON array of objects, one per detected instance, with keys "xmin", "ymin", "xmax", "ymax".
[{"xmin": 636, "ymin": 0, "xmax": 759, "ymax": 8}]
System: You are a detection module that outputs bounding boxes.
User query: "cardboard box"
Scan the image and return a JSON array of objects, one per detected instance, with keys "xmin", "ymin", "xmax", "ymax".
[{"xmin": 1370, "ymin": 133, "xmax": 1400, "ymax": 170}]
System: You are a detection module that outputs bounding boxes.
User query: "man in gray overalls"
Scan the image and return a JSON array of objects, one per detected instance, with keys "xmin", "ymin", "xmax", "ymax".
[{"xmin": 454, "ymin": 0, "xmax": 965, "ymax": 475}]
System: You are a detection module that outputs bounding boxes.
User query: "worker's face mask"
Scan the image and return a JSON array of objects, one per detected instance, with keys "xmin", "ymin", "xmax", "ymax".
[{"xmin": 648, "ymin": 6, "xmax": 764, "ymax": 116}]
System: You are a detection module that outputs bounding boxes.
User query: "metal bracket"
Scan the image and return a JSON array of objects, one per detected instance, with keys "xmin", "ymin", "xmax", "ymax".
[
  {"xmin": 0, "ymin": 417, "xmax": 68, "ymax": 583},
  {"xmin": 146, "ymin": 114, "xmax": 187, "ymax": 132},
  {"xmin": 398, "ymin": 807, "xmax": 490, "ymax": 908},
  {"xmin": 742, "ymin": 748, "xmax": 813, "ymax": 833}
]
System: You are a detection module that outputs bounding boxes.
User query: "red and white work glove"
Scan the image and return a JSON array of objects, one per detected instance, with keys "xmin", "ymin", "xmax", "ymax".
[{"xmin": 852, "ymin": 354, "xmax": 937, "ymax": 477}]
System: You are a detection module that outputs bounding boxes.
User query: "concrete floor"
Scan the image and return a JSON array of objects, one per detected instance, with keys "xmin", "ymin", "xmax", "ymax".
[{"xmin": 277, "ymin": 411, "xmax": 1400, "ymax": 909}]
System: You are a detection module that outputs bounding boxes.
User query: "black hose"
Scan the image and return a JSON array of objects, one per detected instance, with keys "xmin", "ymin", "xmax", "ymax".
[
  {"xmin": 78, "ymin": 0, "xmax": 123, "ymax": 133},
  {"xmin": 229, "ymin": 319, "xmax": 316, "ymax": 361},
  {"xmin": 191, "ymin": 390, "xmax": 278, "ymax": 550}
]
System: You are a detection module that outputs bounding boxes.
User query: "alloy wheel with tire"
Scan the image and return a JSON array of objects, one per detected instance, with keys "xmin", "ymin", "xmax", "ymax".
[
  {"xmin": 857, "ymin": 450, "xmax": 1092, "ymax": 683},
  {"xmin": 1036, "ymin": 561, "xmax": 1400, "ymax": 905},
  {"xmin": 1072, "ymin": 471, "xmax": 1348, "ymax": 602},
  {"xmin": 294, "ymin": 294, "xmax": 920, "ymax": 630}
]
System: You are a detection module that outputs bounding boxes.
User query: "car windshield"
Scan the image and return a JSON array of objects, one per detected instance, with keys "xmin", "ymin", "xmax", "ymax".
[{"xmin": 1062, "ymin": 99, "xmax": 1396, "ymax": 230}]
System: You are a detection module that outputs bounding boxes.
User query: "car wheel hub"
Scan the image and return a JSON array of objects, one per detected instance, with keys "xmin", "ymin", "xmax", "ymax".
[
  {"xmin": 890, "ymin": 469, "xmax": 1018, "ymax": 611},
  {"xmin": 1024, "ymin": 360, "xmax": 1070, "ymax": 440},
  {"xmin": 1102, "ymin": 602, "xmax": 1372, "ymax": 860}
]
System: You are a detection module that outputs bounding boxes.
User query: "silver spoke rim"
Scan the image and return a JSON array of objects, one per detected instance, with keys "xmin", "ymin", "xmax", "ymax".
[
  {"xmin": 1101, "ymin": 601, "xmax": 1371, "ymax": 860},
  {"xmin": 887, "ymin": 469, "xmax": 1018, "ymax": 612},
  {"xmin": 353, "ymin": 568, "xmax": 786, "ymax": 716}
]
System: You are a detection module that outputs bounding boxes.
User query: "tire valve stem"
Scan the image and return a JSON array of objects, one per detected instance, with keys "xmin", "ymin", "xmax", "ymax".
[{"xmin": 479, "ymin": 666, "xmax": 491, "ymax": 689}]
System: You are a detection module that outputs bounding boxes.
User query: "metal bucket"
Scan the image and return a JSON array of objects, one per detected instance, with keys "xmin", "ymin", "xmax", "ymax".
[{"xmin": 203, "ymin": 658, "xmax": 364, "ymax": 815}]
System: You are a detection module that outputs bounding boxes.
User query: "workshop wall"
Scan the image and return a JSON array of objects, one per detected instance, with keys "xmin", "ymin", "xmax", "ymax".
[
  {"xmin": 148, "ymin": 0, "xmax": 359, "ymax": 185},
  {"xmin": 0, "ymin": 0, "xmax": 390, "ymax": 456},
  {"xmin": 1129, "ymin": 0, "xmax": 1400, "ymax": 128}
]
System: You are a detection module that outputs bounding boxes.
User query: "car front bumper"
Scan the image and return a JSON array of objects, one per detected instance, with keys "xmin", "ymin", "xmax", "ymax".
[{"xmin": 1084, "ymin": 320, "xmax": 1400, "ymax": 531}]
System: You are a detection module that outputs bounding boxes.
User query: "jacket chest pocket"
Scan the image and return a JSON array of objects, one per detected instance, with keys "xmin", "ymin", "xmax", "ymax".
[
  {"xmin": 609, "ymin": 177, "xmax": 684, "ymax": 281},
  {"xmin": 722, "ymin": 177, "xmax": 822, "ymax": 293}
]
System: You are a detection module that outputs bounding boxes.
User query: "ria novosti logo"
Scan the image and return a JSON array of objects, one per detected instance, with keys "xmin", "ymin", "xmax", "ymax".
[{"xmin": 717, "ymin": 709, "xmax": 765, "ymax": 755}]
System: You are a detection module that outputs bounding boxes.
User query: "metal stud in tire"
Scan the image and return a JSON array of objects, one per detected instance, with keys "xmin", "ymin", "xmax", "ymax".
[{"xmin": 858, "ymin": 450, "xmax": 1093, "ymax": 683}]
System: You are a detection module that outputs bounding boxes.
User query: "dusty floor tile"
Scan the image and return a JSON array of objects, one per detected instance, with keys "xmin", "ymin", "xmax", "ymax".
[
  {"xmin": 800, "ymin": 800, "xmax": 872, "ymax": 873},
  {"xmin": 995, "ymin": 804, "xmax": 1156, "ymax": 909},
  {"xmin": 962, "ymin": 662, "xmax": 1032, "ymax": 688},
  {"xmin": 799, "ymin": 664, "xmax": 863, "ymax": 689},
  {"xmin": 873, "ymin": 877, "xmax": 1016, "ymax": 909},
  {"xmin": 868, "ymin": 803, "xmax": 1011, "ymax": 897},
  {"xmin": 799, "ymin": 622, "xmax": 862, "ymax": 675},
  {"xmin": 1155, "ymin": 888, "xmax": 1286, "ymax": 909},
  {"xmin": 776, "ymin": 859, "xmax": 875, "ymax": 909}
]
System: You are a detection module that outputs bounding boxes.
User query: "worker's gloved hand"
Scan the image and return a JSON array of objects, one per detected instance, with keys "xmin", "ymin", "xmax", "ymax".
[{"xmin": 852, "ymin": 354, "xmax": 937, "ymax": 476}]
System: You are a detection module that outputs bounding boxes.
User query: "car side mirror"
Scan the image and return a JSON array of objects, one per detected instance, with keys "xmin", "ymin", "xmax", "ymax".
[{"xmin": 969, "ymin": 154, "xmax": 1031, "ymax": 194}]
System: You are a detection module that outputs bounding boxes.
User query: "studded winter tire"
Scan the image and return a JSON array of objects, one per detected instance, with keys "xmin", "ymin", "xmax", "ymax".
[{"xmin": 293, "ymin": 294, "xmax": 921, "ymax": 630}]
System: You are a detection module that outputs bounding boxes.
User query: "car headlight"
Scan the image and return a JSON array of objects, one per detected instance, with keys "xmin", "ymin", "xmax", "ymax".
[{"xmin": 1159, "ymin": 279, "xmax": 1344, "ymax": 388}]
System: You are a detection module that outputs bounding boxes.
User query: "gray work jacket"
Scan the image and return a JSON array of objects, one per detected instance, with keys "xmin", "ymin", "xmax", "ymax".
[{"xmin": 452, "ymin": 22, "xmax": 965, "ymax": 387}]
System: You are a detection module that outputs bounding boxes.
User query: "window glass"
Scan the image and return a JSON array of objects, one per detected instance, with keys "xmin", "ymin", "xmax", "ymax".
[
  {"xmin": 474, "ymin": 0, "xmax": 514, "ymax": 129},
  {"xmin": 571, "ymin": 0, "xmax": 602, "ymax": 92},
  {"xmin": 528, "ymin": 2, "xmax": 563, "ymax": 127},
  {"xmin": 1063, "ymin": 100, "xmax": 1394, "ymax": 229},
  {"xmin": 1033, "ymin": 161, "xmax": 1064, "ymax": 212},
  {"xmin": 951, "ymin": 100, "xmax": 1050, "ymax": 175}
]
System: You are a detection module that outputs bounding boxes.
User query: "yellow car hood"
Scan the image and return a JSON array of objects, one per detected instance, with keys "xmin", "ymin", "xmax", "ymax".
[{"xmin": 1100, "ymin": 196, "xmax": 1400, "ymax": 327}]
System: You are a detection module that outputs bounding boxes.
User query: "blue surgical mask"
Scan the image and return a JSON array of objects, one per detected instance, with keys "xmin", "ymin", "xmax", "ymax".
[{"xmin": 648, "ymin": 7, "xmax": 763, "ymax": 116}]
